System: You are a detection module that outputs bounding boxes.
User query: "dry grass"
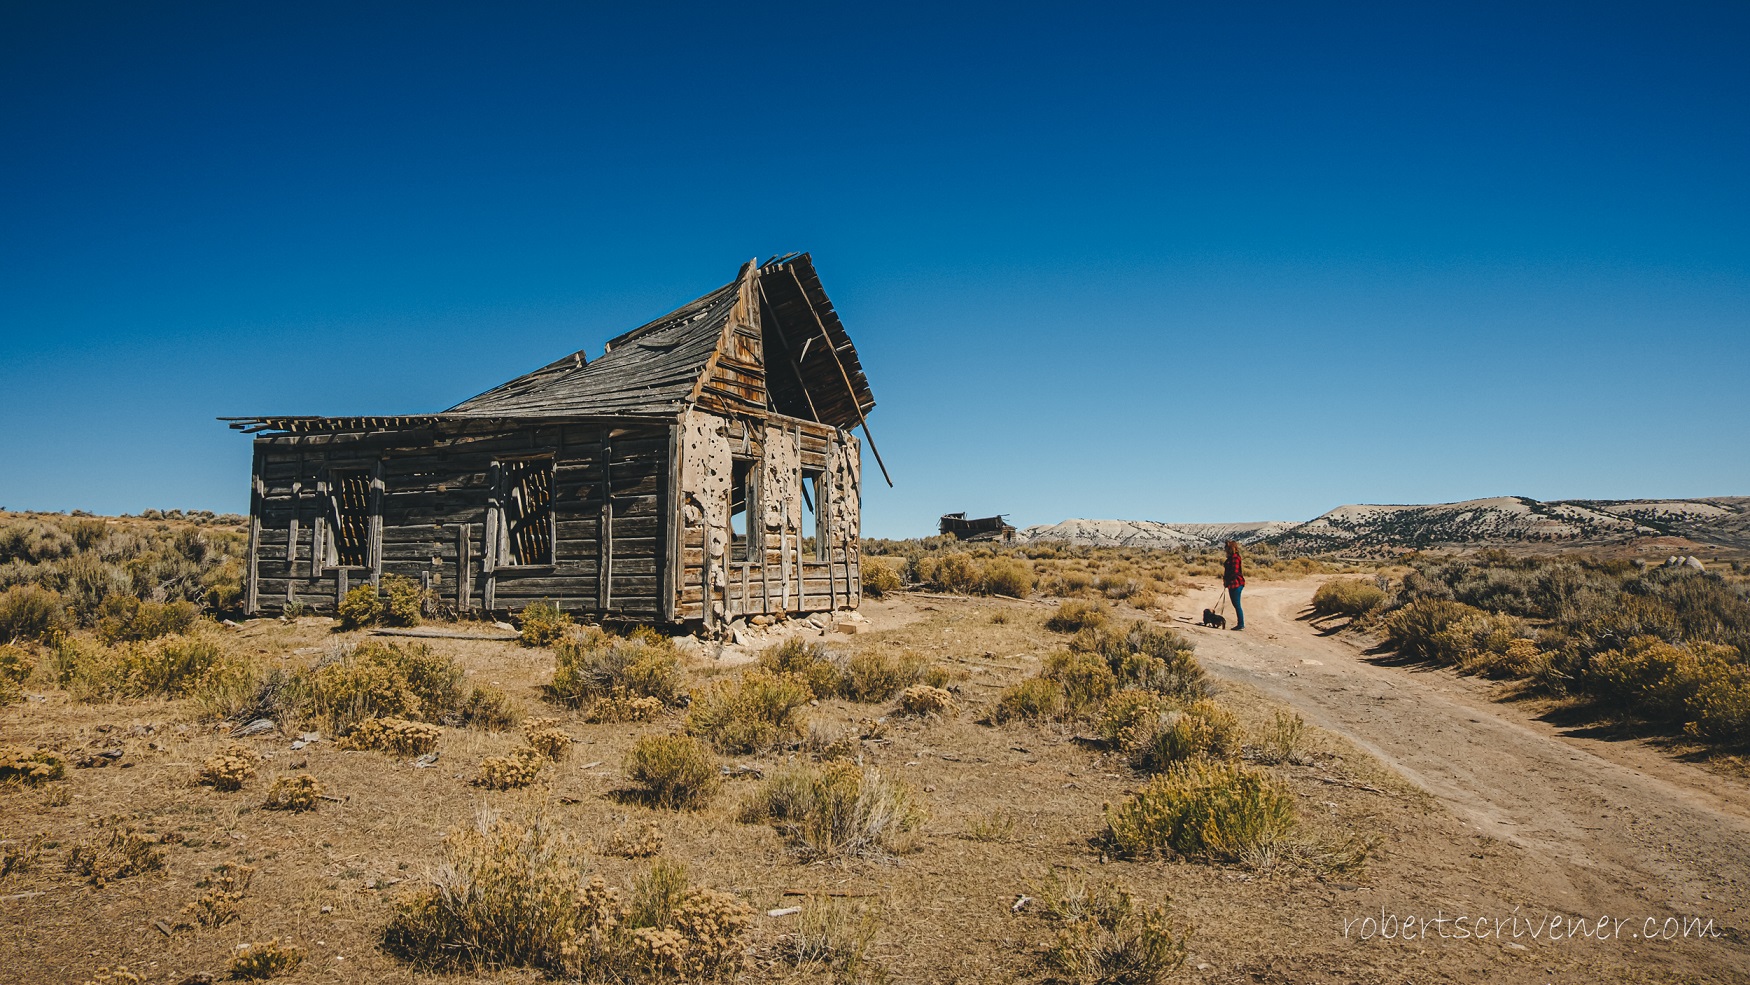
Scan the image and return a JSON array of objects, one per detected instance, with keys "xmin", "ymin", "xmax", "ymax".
[
  {"xmin": 1128, "ymin": 699, "xmax": 1243, "ymax": 771},
  {"xmin": 382, "ymin": 808, "xmax": 612, "ymax": 972},
  {"xmin": 741, "ymin": 762, "xmax": 924, "ymax": 861},
  {"xmin": 181, "ymin": 861, "xmax": 253, "ymax": 928},
  {"xmin": 1034, "ymin": 873, "xmax": 1187, "ymax": 985},
  {"xmin": 963, "ymin": 807, "xmax": 1018, "ymax": 843},
  {"xmin": 686, "ymin": 669, "xmax": 812, "ymax": 754},
  {"xmin": 548, "ymin": 626, "xmax": 685, "ymax": 711},
  {"xmin": 1252, "ymin": 709, "xmax": 1312, "ymax": 766},
  {"xmin": 382, "ymin": 808, "xmax": 753, "ymax": 979},
  {"xmin": 1, "ymin": 832, "xmax": 44, "ymax": 878},
  {"xmin": 228, "ymin": 938, "xmax": 303, "ymax": 979},
  {"xmin": 1045, "ymin": 599, "xmax": 1109, "ymax": 633},
  {"xmin": 65, "ymin": 825, "xmax": 166, "ymax": 886},
  {"xmin": 626, "ymin": 733, "xmax": 720, "ymax": 809},
  {"xmin": 1, "ymin": 563, "xmax": 1704, "ymax": 985},
  {"xmin": 1103, "ymin": 760, "xmax": 1297, "ymax": 865},
  {"xmin": 788, "ymin": 896, "xmax": 882, "ymax": 979}
]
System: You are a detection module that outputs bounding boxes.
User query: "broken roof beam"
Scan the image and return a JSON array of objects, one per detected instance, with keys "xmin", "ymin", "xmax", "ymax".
[{"xmin": 785, "ymin": 266, "xmax": 892, "ymax": 488}]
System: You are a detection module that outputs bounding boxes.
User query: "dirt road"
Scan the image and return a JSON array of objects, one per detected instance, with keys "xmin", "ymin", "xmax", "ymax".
[{"xmin": 1168, "ymin": 578, "xmax": 1750, "ymax": 977}]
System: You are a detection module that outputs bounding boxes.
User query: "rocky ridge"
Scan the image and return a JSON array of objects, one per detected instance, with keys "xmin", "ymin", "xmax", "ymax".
[{"xmin": 1018, "ymin": 496, "xmax": 1750, "ymax": 554}]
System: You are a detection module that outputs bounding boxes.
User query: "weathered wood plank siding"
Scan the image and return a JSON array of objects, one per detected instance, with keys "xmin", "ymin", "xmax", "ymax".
[
  {"xmin": 671, "ymin": 409, "xmax": 860, "ymax": 624},
  {"xmin": 248, "ymin": 420, "xmax": 671, "ymax": 620}
]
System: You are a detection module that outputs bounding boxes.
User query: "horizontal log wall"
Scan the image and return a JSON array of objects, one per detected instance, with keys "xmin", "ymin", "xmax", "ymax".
[{"xmin": 246, "ymin": 421, "xmax": 672, "ymax": 621}]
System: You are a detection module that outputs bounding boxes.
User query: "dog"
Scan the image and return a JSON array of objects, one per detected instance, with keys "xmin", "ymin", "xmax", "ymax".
[{"xmin": 1200, "ymin": 608, "xmax": 1227, "ymax": 630}]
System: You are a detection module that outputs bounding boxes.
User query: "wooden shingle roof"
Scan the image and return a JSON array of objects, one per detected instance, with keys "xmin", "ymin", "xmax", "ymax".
[
  {"xmin": 444, "ymin": 279, "xmax": 741, "ymax": 419},
  {"xmin": 224, "ymin": 253, "xmax": 876, "ymax": 435}
]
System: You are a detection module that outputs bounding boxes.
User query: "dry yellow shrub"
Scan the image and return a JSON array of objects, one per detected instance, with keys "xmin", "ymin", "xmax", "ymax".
[
  {"xmin": 198, "ymin": 744, "xmax": 258, "ymax": 791},
  {"xmin": 587, "ymin": 693, "xmax": 664, "ymax": 723},
  {"xmin": 898, "ymin": 684, "xmax": 957, "ymax": 717},
  {"xmin": 385, "ymin": 811, "xmax": 622, "ymax": 972},
  {"xmin": 594, "ymin": 820, "xmax": 665, "ymax": 858},
  {"xmin": 632, "ymin": 888, "xmax": 753, "ymax": 978},
  {"xmin": 337, "ymin": 717, "xmax": 441, "ymax": 756},
  {"xmin": 263, "ymin": 774, "xmax": 323, "ymax": 811},
  {"xmin": 229, "ymin": 938, "xmax": 303, "ymax": 979},
  {"xmin": 522, "ymin": 718, "xmax": 572, "ymax": 760},
  {"xmin": 0, "ymin": 745, "xmax": 66, "ymax": 786},
  {"xmin": 626, "ymin": 733, "xmax": 720, "ymax": 809},
  {"xmin": 1095, "ymin": 689, "xmax": 1165, "ymax": 751},
  {"xmin": 474, "ymin": 747, "xmax": 545, "ymax": 789},
  {"xmin": 743, "ymin": 762, "xmax": 924, "ymax": 860},
  {"xmin": 182, "ymin": 862, "xmax": 253, "ymax": 928}
]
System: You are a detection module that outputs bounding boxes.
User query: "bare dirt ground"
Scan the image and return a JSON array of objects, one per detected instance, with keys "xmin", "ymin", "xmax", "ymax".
[{"xmin": 3, "ymin": 581, "xmax": 1747, "ymax": 984}]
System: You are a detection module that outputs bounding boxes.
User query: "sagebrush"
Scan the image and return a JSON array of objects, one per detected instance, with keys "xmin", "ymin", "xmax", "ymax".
[{"xmin": 742, "ymin": 762, "xmax": 923, "ymax": 860}]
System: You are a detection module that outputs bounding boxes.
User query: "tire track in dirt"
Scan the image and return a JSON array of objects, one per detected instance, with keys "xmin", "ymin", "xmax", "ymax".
[{"xmin": 1169, "ymin": 579, "xmax": 1750, "ymax": 937}]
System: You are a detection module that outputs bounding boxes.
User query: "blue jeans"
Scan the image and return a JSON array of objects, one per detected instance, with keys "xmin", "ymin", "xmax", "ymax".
[{"xmin": 1228, "ymin": 586, "xmax": 1244, "ymax": 629}]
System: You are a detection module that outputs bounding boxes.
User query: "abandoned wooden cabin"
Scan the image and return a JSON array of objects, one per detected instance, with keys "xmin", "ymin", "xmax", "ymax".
[
  {"xmin": 224, "ymin": 253, "xmax": 883, "ymax": 630},
  {"xmin": 939, "ymin": 513, "xmax": 1016, "ymax": 543}
]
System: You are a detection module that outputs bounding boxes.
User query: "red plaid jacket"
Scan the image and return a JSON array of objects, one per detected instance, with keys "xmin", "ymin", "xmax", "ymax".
[{"xmin": 1222, "ymin": 553, "xmax": 1245, "ymax": 589}]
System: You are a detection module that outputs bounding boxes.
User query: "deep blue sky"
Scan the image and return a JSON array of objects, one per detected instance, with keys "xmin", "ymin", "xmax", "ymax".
[{"xmin": 3, "ymin": 2, "xmax": 1746, "ymax": 537}]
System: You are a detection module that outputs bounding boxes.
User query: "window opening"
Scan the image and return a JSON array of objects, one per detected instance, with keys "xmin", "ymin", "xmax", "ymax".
[
  {"xmin": 326, "ymin": 470, "xmax": 372, "ymax": 568},
  {"xmin": 497, "ymin": 458, "xmax": 555, "ymax": 567},
  {"xmin": 801, "ymin": 469, "xmax": 826, "ymax": 561},
  {"xmin": 729, "ymin": 458, "xmax": 754, "ymax": 563}
]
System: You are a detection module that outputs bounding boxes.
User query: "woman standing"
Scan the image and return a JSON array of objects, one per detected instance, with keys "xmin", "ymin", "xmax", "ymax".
[{"xmin": 1222, "ymin": 540, "xmax": 1246, "ymax": 630}]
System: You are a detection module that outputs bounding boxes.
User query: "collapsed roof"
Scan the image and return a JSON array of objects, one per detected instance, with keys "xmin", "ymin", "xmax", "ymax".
[{"xmin": 224, "ymin": 253, "xmax": 875, "ymax": 434}]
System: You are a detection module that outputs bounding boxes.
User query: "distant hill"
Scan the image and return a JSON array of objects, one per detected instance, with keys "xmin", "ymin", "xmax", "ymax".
[
  {"xmin": 1016, "ymin": 518, "xmax": 1293, "ymax": 549},
  {"xmin": 1018, "ymin": 496, "xmax": 1750, "ymax": 554}
]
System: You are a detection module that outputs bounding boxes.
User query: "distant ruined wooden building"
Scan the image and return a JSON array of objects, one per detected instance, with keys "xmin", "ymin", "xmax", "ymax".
[
  {"xmin": 939, "ymin": 513, "xmax": 1016, "ymax": 543},
  {"xmin": 225, "ymin": 254, "xmax": 882, "ymax": 630}
]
